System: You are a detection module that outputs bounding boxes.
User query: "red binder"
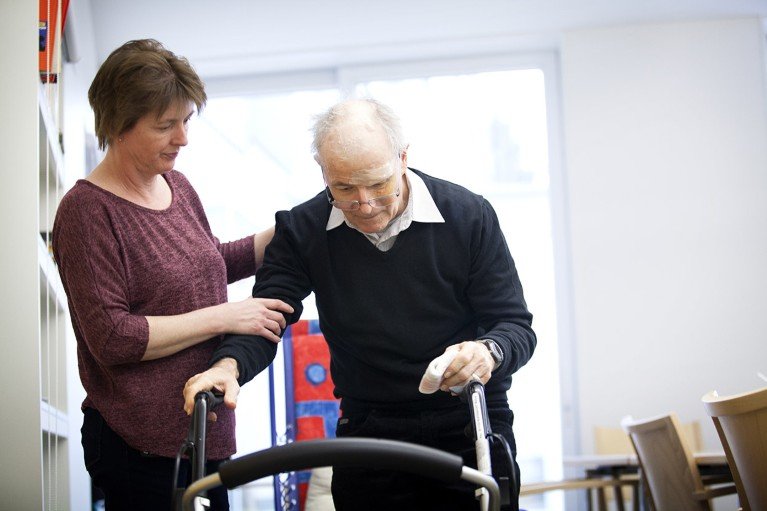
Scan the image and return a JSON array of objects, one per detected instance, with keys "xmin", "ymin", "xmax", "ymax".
[{"xmin": 38, "ymin": 0, "xmax": 70, "ymax": 83}]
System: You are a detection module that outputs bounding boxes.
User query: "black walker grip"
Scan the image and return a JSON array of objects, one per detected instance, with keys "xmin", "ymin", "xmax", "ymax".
[
  {"xmin": 190, "ymin": 390, "xmax": 225, "ymax": 484},
  {"xmin": 218, "ymin": 438, "xmax": 464, "ymax": 489},
  {"xmin": 196, "ymin": 390, "xmax": 225, "ymax": 409}
]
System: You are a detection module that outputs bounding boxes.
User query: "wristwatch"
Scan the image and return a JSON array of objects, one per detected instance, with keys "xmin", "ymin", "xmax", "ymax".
[{"xmin": 475, "ymin": 339, "xmax": 503, "ymax": 371}]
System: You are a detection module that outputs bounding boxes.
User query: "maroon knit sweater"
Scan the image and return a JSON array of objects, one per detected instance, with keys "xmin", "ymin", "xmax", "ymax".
[{"xmin": 52, "ymin": 170, "xmax": 255, "ymax": 459}]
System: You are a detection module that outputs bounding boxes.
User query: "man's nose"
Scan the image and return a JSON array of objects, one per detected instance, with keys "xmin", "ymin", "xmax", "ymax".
[
  {"xmin": 356, "ymin": 187, "xmax": 371, "ymax": 203},
  {"xmin": 355, "ymin": 189, "xmax": 376, "ymax": 211}
]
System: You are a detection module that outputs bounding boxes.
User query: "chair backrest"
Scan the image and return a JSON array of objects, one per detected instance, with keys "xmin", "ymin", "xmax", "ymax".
[
  {"xmin": 703, "ymin": 386, "xmax": 767, "ymax": 511},
  {"xmin": 596, "ymin": 421, "xmax": 703, "ymax": 455},
  {"xmin": 621, "ymin": 413, "xmax": 709, "ymax": 511},
  {"xmin": 269, "ymin": 320, "xmax": 340, "ymax": 511}
]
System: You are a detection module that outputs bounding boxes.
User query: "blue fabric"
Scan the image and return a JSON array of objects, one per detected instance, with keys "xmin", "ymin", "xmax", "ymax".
[{"xmin": 295, "ymin": 401, "xmax": 341, "ymax": 438}]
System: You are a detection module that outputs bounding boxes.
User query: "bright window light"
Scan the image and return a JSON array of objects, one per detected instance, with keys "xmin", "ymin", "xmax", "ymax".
[{"xmin": 177, "ymin": 65, "xmax": 564, "ymax": 511}]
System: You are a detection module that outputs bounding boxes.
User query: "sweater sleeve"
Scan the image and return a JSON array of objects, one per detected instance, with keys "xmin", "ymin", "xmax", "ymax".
[
  {"xmin": 209, "ymin": 334, "xmax": 278, "ymax": 385},
  {"xmin": 52, "ymin": 194, "xmax": 149, "ymax": 366},
  {"xmin": 467, "ymin": 199, "xmax": 537, "ymax": 376},
  {"xmin": 208, "ymin": 209, "xmax": 313, "ymax": 384},
  {"xmin": 216, "ymin": 235, "xmax": 257, "ymax": 284},
  {"xmin": 250, "ymin": 210, "xmax": 313, "ymax": 318}
]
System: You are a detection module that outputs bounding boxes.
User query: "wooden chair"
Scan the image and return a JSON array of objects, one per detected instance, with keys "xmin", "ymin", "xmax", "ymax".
[
  {"xmin": 702, "ymin": 386, "xmax": 767, "ymax": 511},
  {"xmin": 596, "ymin": 421, "xmax": 703, "ymax": 455},
  {"xmin": 621, "ymin": 413, "xmax": 737, "ymax": 511},
  {"xmin": 593, "ymin": 421, "xmax": 704, "ymax": 510}
]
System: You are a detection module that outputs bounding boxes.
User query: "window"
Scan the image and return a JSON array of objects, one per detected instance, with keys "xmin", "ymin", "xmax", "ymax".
[{"xmin": 178, "ymin": 54, "xmax": 566, "ymax": 511}]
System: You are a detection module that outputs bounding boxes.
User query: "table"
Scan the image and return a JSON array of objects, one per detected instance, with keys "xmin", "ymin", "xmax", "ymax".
[
  {"xmin": 562, "ymin": 452, "xmax": 729, "ymax": 511},
  {"xmin": 563, "ymin": 451, "xmax": 727, "ymax": 468}
]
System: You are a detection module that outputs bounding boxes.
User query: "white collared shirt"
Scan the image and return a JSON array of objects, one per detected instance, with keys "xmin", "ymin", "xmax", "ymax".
[{"xmin": 326, "ymin": 169, "xmax": 445, "ymax": 251}]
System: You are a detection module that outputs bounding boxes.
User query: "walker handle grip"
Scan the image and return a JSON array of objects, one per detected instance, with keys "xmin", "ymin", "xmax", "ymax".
[{"xmin": 218, "ymin": 438, "xmax": 464, "ymax": 489}]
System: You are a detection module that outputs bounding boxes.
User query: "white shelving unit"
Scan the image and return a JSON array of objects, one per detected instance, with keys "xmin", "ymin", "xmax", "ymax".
[
  {"xmin": 0, "ymin": 3, "xmax": 88, "ymax": 509},
  {"xmin": 39, "ymin": 77, "xmax": 74, "ymax": 510},
  {"xmin": 38, "ymin": 235, "xmax": 67, "ymax": 312}
]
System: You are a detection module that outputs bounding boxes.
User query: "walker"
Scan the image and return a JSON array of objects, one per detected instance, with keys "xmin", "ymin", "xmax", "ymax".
[
  {"xmin": 180, "ymin": 436, "xmax": 502, "ymax": 511},
  {"xmin": 179, "ymin": 355, "xmax": 518, "ymax": 511}
]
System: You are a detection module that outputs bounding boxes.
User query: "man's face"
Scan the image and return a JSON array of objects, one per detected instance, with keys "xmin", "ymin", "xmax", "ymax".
[{"xmin": 320, "ymin": 128, "xmax": 407, "ymax": 234}]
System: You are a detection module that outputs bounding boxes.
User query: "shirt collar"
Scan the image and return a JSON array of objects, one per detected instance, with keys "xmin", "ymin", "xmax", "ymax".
[{"xmin": 326, "ymin": 168, "xmax": 444, "ymax": 231}]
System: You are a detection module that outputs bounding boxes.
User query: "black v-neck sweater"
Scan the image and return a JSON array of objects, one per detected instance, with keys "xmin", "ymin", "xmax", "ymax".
[{"xmin": 212, "ymin": 169, "xmax": 536, "ymax": 411}]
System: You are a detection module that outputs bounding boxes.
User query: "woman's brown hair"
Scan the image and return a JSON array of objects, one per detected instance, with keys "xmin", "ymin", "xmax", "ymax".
[{"xmin": 88, "ymin": 39, "xmax": 207, "ymax": 149}]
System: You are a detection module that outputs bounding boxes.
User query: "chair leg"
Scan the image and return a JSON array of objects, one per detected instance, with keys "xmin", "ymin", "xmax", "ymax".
[
  {"xmin": 632, "ymin": 483, "xmax": 639, "ymax": 511},
  {"xmin": 596, "ymin": 487, "xmax": 607, "ymax": 511},
  {"xmin": 613, "ymin": 482, "xmax": 625, "ymax": 511}
]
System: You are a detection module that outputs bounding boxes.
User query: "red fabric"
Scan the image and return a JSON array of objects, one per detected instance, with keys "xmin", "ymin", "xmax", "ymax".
[
  {"xmin": 286, "ymin": 320, "xmax": 340, "ymax": 509},
  {"xmin": 296, "ymin": 416, "xmax": 326, "ymax": 442},
  {"xmin": 293, "ymin": 334, "xmax": 335, "ymax": 403}
]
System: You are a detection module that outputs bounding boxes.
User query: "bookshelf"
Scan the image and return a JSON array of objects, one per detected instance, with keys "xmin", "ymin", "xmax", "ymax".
[
  {"xmin": 0, "ymin": 2, "xmax": 88, "ymax": 509},
  {"xmin": 39, "ymin": 75, "xmax": 74, "ymax": 509}
]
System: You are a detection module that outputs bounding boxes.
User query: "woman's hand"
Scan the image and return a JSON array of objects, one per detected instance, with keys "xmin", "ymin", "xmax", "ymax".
[
  {"xmin": 184, "ymin": 358, "xmax": 240, "ymax": 416},
  {"xmin": 220, "ymin": 297, "xmax": 294, "ymax": 343}
]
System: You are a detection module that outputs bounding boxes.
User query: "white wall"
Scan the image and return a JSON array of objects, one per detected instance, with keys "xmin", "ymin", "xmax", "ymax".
[
  {"xmin": 88, "ymin": 0, "xmax": 767, "ymax": 79},
  {"xmin": 83, "ymin": 2, "xmax": 767, "ymax": 454},
  {"xmin": 45, "ymin": 6, "xmax": 767, "ymax": 509},
  {"xmin": 560, "ymin": 17, "xmax": 767, "ymax": 453}
]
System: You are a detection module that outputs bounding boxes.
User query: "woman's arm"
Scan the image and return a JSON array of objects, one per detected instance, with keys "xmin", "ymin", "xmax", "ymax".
[
  {"xmin": 143, "ymin": 296, "xmax": 293, "ymax": 361},
  {"xmin": 216, "ymin": 227, "xmax": 275, "ymax": 284},
  {"xmin": 254, "ymin": 225, "xmax": 275, "ymax": 270}
]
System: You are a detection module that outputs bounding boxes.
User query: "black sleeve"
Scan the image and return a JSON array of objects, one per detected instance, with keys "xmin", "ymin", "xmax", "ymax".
[
  {"xmin": 467, "ymin": 199, "xmax": 537, "ymax": 377},
  {"xmin": 209, "ymin": 334, "xmax": 278, "ymax": 385},
  {"xmin": 251, "ymin": 210, "xmax": 313, "ymax": 321},
  {"xmin": 208, "ymin": 209, "xmax": 314, "ymax": 385}
]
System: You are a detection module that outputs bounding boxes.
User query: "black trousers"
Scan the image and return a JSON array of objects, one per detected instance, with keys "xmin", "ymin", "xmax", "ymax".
[
  {"xmin": 81, "ymin": 407, "xmax": 229, "ymax": 511},
  {"xmin": 331, "ymin": 403, "xmax": 519, "ymax": 511}
]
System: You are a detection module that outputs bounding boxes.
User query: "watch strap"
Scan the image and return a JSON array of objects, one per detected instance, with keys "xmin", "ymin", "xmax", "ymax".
[{"xmin": 476, "ymin": 339, "xmax": 503, "ymax": 371}]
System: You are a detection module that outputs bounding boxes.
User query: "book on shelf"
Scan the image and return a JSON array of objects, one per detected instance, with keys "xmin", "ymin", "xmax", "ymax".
[{"xmin": 38, "ymin": 0, "xmax": 70, "ymax": 84}]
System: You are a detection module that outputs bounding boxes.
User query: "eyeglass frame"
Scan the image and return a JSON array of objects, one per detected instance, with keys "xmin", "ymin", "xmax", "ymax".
[
  {"xmin": 324, "ymin": 173, "xmax": 402, "ymax": 211},
  {"xmin": 325, "ymin": 185, "xmax": 401, "ymax": 211}
]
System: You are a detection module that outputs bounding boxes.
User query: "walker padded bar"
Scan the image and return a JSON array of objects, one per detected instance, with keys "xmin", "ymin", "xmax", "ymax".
[{"xmin": 218, "ymin": 438, "xmax": 464, "ymax": 489}]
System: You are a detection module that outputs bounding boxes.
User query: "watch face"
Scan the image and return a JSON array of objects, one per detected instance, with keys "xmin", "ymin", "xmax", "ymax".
[{"xmin": 481, "ymin": 340, "xmax": 502, "ymax": 362}]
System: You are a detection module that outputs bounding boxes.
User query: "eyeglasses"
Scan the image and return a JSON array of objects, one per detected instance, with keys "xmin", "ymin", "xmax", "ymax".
[{"xmin": 325, "ymin": 185, "xmax": 401, "ymax": 211}]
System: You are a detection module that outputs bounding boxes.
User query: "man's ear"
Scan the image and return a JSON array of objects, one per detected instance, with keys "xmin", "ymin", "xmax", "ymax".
[
  {"xmin": 400, "ymin": 145, "xmax": 409, "ymax": 169},
  {"xmin": 315, "ymin": 155, "xmax": 327, "ymax": 182}
]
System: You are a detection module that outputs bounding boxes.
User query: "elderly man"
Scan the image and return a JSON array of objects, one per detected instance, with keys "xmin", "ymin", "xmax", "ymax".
[{"xmin": 184, "ymin": 98, "xmax": 536, "ymax": 510}]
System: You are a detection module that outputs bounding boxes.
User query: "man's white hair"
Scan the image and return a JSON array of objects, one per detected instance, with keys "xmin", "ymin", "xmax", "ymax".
[{"xmin": 311, "ymin": 98, "xmax": 407, "ymax": 164}]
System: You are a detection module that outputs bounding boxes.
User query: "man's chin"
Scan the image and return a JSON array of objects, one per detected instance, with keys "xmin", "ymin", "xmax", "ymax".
[
  {"xmin": 349, "ymin": 219, "xmax": 383, "ymax": 234},
  {"xmin": 354, "ymin": 225, "xmax": 381, "ymax": 234}
]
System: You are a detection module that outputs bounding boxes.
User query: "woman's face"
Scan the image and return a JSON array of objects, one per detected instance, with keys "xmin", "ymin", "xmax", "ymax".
[{"xmin": 118, "ymin": 101, "xmax": 194, "ymax": 175}]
